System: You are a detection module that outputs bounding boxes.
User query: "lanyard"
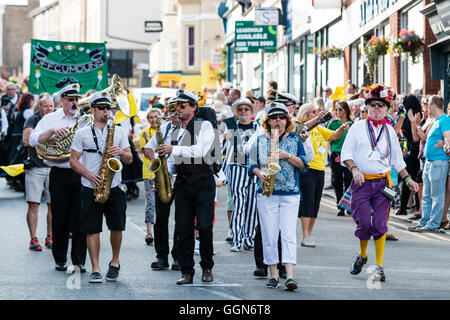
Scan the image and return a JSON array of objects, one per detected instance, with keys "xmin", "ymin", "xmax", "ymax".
[
  {"xmin": 90, "ymin": 124, "xmax": 109, "ymax": 156},
  {"xmin": 366, "ymin": 120, "xmax": 391, "ymax": 160}
]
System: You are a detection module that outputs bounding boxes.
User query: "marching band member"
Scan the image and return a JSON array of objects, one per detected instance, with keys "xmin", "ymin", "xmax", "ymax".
[
  {"xmin": 156, "ymin": 90, "xmax": 218, "ymax": 285},
  {"xmin": 223, "ymin": 98, "xmax": 259, "ymax": 252},
  {"xmin": 29, "ymin": 83, "xmax": 87, "ymax": 272},
  {"xmin": 70, "ymin": 92, "xmax": 132, "ymax": 283},
  {"xmin": 341, "ymin": 84, "xmax": 419, "ymax": 281},
  {"xmin": 248, "ymin": 102, "xmax": 308, "ymax": 291},
  {"xmin": 144, "ymin": 97, "xmax": 181, "ymax": 271}
]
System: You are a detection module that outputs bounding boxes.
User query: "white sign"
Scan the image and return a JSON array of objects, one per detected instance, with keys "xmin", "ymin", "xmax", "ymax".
[
  {"xmin": 255, "ymin": 8, "xmax": 279, "ymax": 26},
  {"xmin": 312, "ymin": 0, "xmax": 342, "ymax": 9}
]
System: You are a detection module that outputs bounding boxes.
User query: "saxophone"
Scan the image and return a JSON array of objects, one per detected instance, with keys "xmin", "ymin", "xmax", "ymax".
[
  {"xmin": 94, "ymin": 116, "xmax": 123, "ymax": 204},
  {"xmin": 148, "ymin": 116, "xmax": 174, "ymax": 204},
  {"xmin": 262, "ymin": 125, "xmax": 281, "ymax": 197}
]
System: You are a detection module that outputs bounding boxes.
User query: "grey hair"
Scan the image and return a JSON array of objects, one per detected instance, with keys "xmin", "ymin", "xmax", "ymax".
[{"xmin": 296, "ymin": 103, "xmax": 315, "ymax": 123}]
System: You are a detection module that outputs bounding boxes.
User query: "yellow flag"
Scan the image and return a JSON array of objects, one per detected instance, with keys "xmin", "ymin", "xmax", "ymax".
[
  {"xmin": 330, "ymin": 81, "xmax": 349, "ymax": 101},
  {"xmin": 114, "ymin": 91, "xmax": 139, "ymax": 125},
  {"xmin": 0, "ymin": 164, "xmax": 24, "ymax": 177}
]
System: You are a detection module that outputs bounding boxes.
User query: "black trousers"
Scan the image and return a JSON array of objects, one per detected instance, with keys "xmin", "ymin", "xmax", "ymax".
[
  {"xmin": 254, "ymin": 213, "xmax": 283, "ymax": 270},
  {"xmin": 175, "ymin": 175, "xmax": 215, "ymax": 276},
  {"xmin": 400, "ymin": 152, "xmax": 420, "ymax": 212},
  {"xmin": 154, "ymin": 194, "xmax": 179, "ymax": 261},
  {"xmin": 330, "ymin": 152, "xmax": 353, "ymax": 206},
  {"xmin": 49, "ymin": 167, "xmax": 87, "ymax": 266}
]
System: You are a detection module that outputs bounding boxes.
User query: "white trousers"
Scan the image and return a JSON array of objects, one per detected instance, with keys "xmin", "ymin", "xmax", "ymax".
[{"xmin": 256, "ymin": 193, "xmax": 300, "ymax": 265}]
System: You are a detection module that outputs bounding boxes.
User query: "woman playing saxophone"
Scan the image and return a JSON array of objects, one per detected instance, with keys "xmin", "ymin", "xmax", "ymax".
[{"xmin": 248, "ymin": 102, "xmax": 308, "ymax": 291}]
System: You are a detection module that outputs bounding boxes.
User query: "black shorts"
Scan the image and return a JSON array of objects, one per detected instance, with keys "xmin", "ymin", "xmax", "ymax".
[
  {"xmin": 81, "ymin": 186, "xmax": 127, "ymax": 234},
  {"xmin": 298, "ymin": 169, "xmax": 325, "ymax": 218}
]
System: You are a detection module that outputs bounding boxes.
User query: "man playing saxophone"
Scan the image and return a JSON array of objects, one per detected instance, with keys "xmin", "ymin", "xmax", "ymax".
[
  {"xmin": 248, "ymin": 102, "xmax": 308, "ymax": 291},
  {"xmin": 29, "ymin": 83, "xmax": 87, "ymax": 272},
  {"xmin": 70, "ymin": 92, "xmax": 132, "ymax": 283}
]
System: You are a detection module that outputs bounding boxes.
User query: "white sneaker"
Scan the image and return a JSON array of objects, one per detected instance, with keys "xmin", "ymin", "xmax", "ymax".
[
  {"xmin": 225, "ymin": 229, "xmax": 232, "ymax": 242},
  {"xmin": 301, "ymin": 238, "xmax": 316, "ymax": 248},
  {"xmin": 194, "ymin": 239, "xmax": 200, "ymax": 255},
  {"xmin": 230, "ymin": 245, "xmax": 240, "ymax": 252}
]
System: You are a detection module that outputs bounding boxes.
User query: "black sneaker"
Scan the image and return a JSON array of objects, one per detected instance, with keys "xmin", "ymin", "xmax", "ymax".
[
  {"xmin": 55, "ymin": 263, "xmax": 67, "ymax": 271},
  {"xmin": 89, "ymin": 272, "xmax": 102, "ymax": 283},
  {"xmin": 284, "ymin": 278, "xmax": 298, "ymax": 291},
  {"xmin": 105, "ymin": 262, "xmax": 120, "ymax": 281},
  {"xmin": 350, "ymin": 255, "xmax": 368, "ymax": 275},
  {"xmin": 337, "ymin": 208, "xmax": 345, "ymax": 216},
  {"xmin": 151, "ymin": 258, "xmax": 169, "ymax": 269},
  {"xmin": 265, "ymin": 277, "xmax": 279, "ymax": 288},
  {"xmin": 253, "ymin": 267, "xmax": 268, "ymax": 278},
  {"xmin": 171, "ymin": 260, "xmax": 181, "ymax": 271},
  {"xmin": 374, "ymin": 265, "xmax": 386, "ymax": 282}
]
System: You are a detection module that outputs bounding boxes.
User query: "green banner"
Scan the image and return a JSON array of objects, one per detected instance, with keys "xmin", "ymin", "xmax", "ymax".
[
  {"xmin": 29, "ymin": 39, "xmax": 108, "ymax": 95},
  {"xmin": 235, "ymin": 21, "xmax": 277, "ymax": 53}
]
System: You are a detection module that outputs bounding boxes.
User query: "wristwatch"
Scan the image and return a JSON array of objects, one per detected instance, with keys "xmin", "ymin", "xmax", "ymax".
[
  {"xmin": 416, "ymin": 125, "xmax": 422, "ymax": 130},
  {"xmin": 288, "ymin": 154, "xmax": 291, "ymax": 159}
]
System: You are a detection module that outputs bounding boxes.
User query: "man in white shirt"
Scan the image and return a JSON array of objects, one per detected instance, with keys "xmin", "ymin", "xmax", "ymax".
[
  {"xmin": 29, "ymin": 83, "xmax": 88, "ymax": 272},
  {"xmin": 341, "ymin": 84, "xmax": 418, "ymax": 282},
  {"xmin": 70, "ymin": 92, "xmax": 132, "ymax": 283},
  {"xmin": 156, "ymin": 89, "xmax": 218, "ymax": 285},
  {"xmin": 144, "ymin": 97, "xmax": 181, "ymax": 271}
]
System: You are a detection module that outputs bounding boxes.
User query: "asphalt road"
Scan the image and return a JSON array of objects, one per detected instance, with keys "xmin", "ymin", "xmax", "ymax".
[{"xmin": 1, "ymin": 169, "xmax": 449, "ymax": 301}]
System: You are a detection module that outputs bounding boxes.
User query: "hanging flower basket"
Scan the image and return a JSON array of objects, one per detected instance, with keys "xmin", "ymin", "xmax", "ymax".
[
  {"xmin": 319, "ymin": 46, "xmax": 344, "ymax": 61},
  {"xmin": 391, "ymin": 29, "xmax": 423, "ymax": 64},
  {"xmin": 363, "ymin": 35, "xmax": 390, "ymax": 82}
]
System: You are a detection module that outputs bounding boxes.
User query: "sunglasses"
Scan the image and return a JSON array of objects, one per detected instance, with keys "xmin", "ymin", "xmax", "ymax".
[
  {"xmin": 238, "ymin": 108, "xmax": 251, "ymax": 112},
  {"xmin": 369, "ymin": 102, "xmax": 385, "ymax": 108},
  {"xmin": 361, "ymin": 110, "xmax": 367, "ymax": 113},
  {"xmin": 335, "ymin": 108, "xmax": 344, "ymax": 112},
  {"xmin": 176, "ymin": 103, "xmax": 188, "ymax": 109},
  {"xmin": 96, "ymin": 105, "xmax": 111, "ymax": 111},
  {"xmin": 269, "ymin": 115, "xmax": 286, "ymax": 120},
  {"xmin": 168, "ymin": 105, "xmax": 177, "ymax": 112},
  {"xmin": 66, "ymin": 97, "xmax": 79, "ymax": 102}
]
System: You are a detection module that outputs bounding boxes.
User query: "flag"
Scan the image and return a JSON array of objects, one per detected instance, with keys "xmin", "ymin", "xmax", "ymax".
[
  {"xmin": 0, "ymin": 164, "xmax": 24, "ymax": 177},
  {"xmin": 114, "ymin": 91, "xmax": 139, "ymax": 125},
  {"xmin": 29, "ymin": 39, "xmax": 108, "ymax": 95},
  {"xmin": 330, "ymin": 81, "xmax": 349, "ymax": 100}
]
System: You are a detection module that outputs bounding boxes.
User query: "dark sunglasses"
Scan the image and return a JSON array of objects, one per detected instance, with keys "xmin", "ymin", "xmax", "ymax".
[
  {"xmin": 66, "ymin": 97, "xmax": 79, "ymax": 102},
  {"xmin": 269, "ymin": 115, "xmax": 286, "ymax": 120},
  {"xmin": 361, "ymin": 110, "xmax": 367, "ymax": 113},
  {"xmin": 176, "ymin": 102, "xmax": 188, "ymax": 109},
  {"xmin": 335, "ymin": 108, "xmax": 344, "ymax": 112},
  {"xmin": 369, "ymin": 102, "xmax": 385, "ymax": 108},
  {"xmin": 95, "ymin": 105, "xmax": 111, "ymax": 111},
  {"xmin": 238, "ymin": 108, "xmax": 251, "ymax": 112},
  {"xmin": 168, "ymin": 105, "xmax": 177, "ymax": 112}
]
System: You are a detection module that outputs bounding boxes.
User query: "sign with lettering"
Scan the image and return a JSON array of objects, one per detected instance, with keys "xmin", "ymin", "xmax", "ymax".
[
  {"xmin": 29, "ymin": 39, "xmax": 108, "ymax": 95},
  {"xmin": 235, "ymin": 21, "xmax": 277, "ymax": 53},
  {"xmin": 255, "ymin": 8, "xmax": 279, "ymax": 26}
]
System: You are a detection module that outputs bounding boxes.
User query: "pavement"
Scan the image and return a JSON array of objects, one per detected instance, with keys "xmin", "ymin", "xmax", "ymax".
[{"xmin": 1, "ymin": 167, "xmax": 450, "ymax": 300}]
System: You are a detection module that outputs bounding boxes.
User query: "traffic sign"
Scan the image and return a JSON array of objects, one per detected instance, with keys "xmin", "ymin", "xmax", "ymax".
[{"xmin": 235, "ymin": 21, "xmax": 277, "ymax": 53}]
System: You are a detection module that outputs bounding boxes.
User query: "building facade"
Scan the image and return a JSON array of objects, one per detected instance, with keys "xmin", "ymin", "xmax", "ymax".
[{"xmin": 148, "ymin": 0, "xmax": 225, "ymax": 91}]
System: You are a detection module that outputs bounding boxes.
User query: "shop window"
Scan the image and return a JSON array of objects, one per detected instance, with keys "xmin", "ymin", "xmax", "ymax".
[{"xmin": 187, "ymin": 26, "xmax": 195, "ymax": 68}]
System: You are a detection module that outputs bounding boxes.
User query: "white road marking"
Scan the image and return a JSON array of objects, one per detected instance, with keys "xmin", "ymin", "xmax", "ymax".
[
  {"xmin": 195, "ymin": 287, "xmax": 242, "ymax": 300},
  {"xmin": 126, "ymin": 218, "xmax": 147, "ymax": 235}
]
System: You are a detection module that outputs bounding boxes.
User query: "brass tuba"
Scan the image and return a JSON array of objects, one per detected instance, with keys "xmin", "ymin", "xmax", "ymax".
[
  {"xmin": 262, "ymin": 125, "xmax": 281, "ymax": 197},
  {"xmin": 148, "ymin": 115, "xmax": 174, "ymax": 204},
  {"xmin": 94, "ymin": 116, "xmax": 123, "ymax": 204},
  {"xmin": 36, "ymin": 74, "xmax": 131, "ymax": 161}
]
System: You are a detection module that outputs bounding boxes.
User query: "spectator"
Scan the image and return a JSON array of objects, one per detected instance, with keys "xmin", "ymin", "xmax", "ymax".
[
  {"xmin": 314, "ymin": 97, "xmax": 327, "ymax": 113},
  {"xmin": 266, "ymin": 90, "xmax": 277, "ymax": 102},
  {"xmin": 228, "ymin": 89, "xmax": 241, "ymax": 106},
  {"xmin": 296, "ymin": 103, "xmax": 349, "ymax": 247},
  {"xmin": 180, "ymin": 83, "xmax": 186, "ymax": 90},
  {"xmin": 140, "ymin": 108, "xmax": 161, "ymax": 245},
  {"xmin": 324, "ymin": 87, "xmax": 333, "ymax": 111},
  {"xmin": 350, "ymin": 98, "xmax": 365, "ymax": 121},
  {"xmin": 254, "ymin": 96, "xmax": 266, "ymax": 122},
  {"xmin": 409, "ymin": 95, "xmax": 450, "ymax": 232},
  {"xmin": 169, "ymin": 80, "xmax": 177, "ymax": 88},
  {"xmin": 268, "ymin": 81, "xmax": 278, "ymax": 92},
  {"xmin": 222, "ymin": 82, "xmax": 233, "ymax": 101},
  {"xmin": 245, "ymin": 90, "xmax": 256, "ymax": 104},
  {"xmin": 23, "ymin": 94, "xmax": 55, "ymax": 251},
  {"xmin": 360, "ymin": 105, "xmax": 368, "ymax": 120},
  {"xmin": 327, "ymin": 100, "xmax": 354, "ymax": 216}
]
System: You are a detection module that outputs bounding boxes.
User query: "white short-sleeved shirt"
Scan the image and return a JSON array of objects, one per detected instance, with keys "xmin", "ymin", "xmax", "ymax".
[
  {"xmin": 144, "ymin": 121, "xmax": 176, "ymax": 175},
  {"xmin": 29, "ymin": 108, "xmax": 82, "ymax": 168},
  {"xmin": 71, "ymin": 122, "xmax": 130, "ymax": 189},
  {"xmin": 341, "ymin": 119, "xmax": 406, "ymax": 174}
]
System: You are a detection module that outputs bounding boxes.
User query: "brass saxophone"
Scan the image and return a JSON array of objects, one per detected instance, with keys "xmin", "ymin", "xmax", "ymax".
[
  {"xmin": 94, "ymin": 116, "xmax": 123, "ymax": 204},
  {"xmin": 262, "ymin": 125, "xmax": 281, "ymax": 197},
  {"xmin": 148, "ymin": 116, "xmax": 174, "ymax": 204}
]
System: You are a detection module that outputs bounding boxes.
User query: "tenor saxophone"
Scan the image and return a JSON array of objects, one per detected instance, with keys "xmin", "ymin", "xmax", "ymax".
[
  {"xmin": 262, "ymin": 125, "xmax": 281, "ymax": 197},
  {"xmin": 148, "ymin": 116, "xmax": 174, "ymax": 204},
  {"xmin": 94, "ymin": 116, "xmax": 123, "ymax": 204}
]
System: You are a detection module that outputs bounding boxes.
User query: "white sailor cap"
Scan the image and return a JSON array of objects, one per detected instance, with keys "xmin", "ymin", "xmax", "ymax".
[
  {"xmin": 176, "ymin": 89, "xmax": 198, "ymax": 106},
  {"xmin": 223, "ymin": 82, "xmax": 233, "ymax": 90},
  {"xmin": 89, "ymin": 91, "xmax": 112, "ymax": 108},
  {"xmin": 274, "ymin": 92, "xmax": 299, "ymax": 105},
  {"xmin": 264, "ymin": 102, "xmax": 289, "ymax": 116},
  {"xmin": 59, "ymin": 83, "xmax": 81, "ymax": 98}
]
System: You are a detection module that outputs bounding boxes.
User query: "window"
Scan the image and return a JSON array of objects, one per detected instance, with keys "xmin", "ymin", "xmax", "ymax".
[{"xmin": 187, "ymin": 26, "xmax": 195, "ymax": 68}]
